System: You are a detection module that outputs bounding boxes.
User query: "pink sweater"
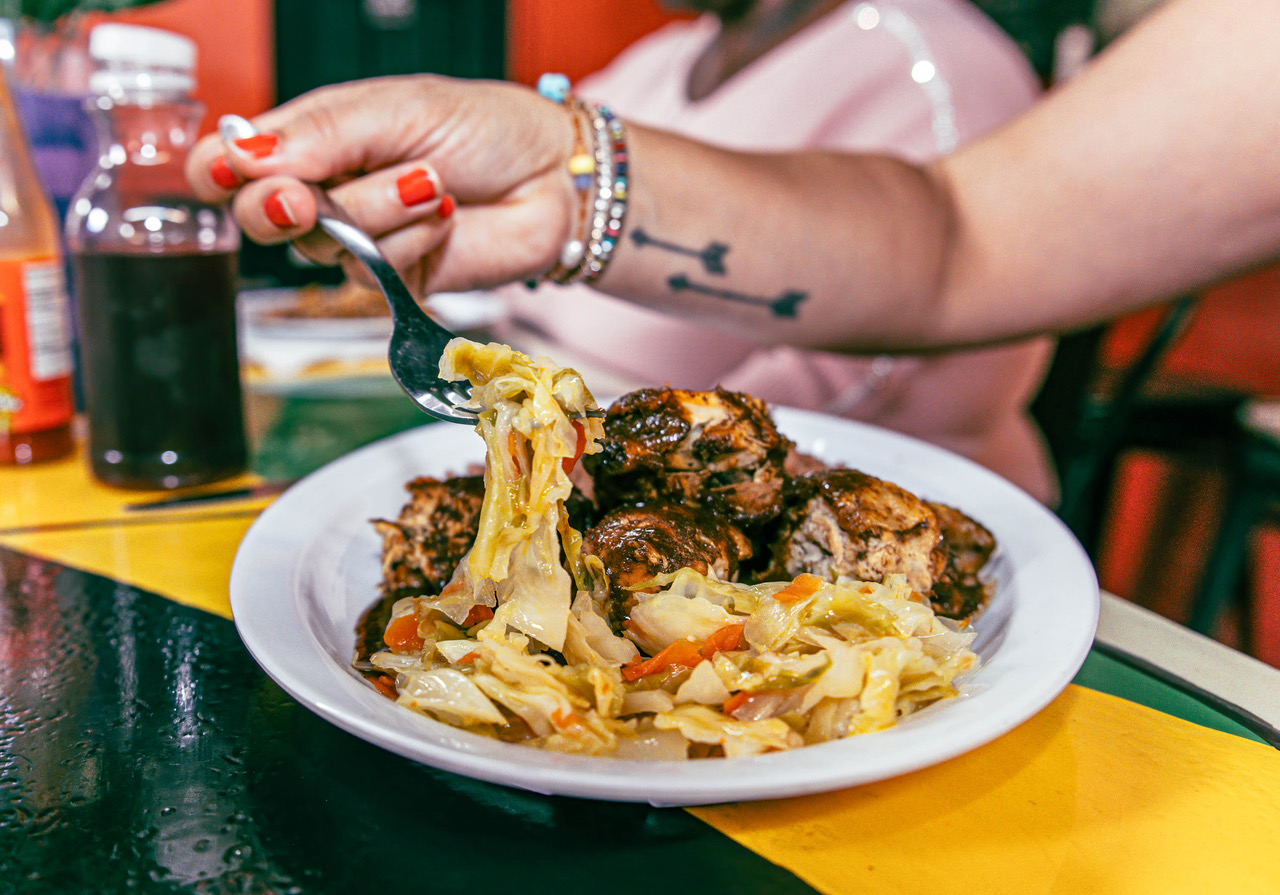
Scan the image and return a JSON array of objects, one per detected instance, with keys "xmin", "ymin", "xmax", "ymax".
[{"xmin": 499, "ymin": 0, "xmax": 1056, "ymax": 501}]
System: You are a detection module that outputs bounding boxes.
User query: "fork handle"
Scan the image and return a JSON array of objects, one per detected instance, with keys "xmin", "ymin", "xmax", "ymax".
[{"xmin": 306, "ymin": 186, "xmax": 426, "ymax": 324}]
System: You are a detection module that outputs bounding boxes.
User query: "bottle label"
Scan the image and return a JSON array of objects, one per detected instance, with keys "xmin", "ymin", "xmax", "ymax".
[{"xmin": 0, "ymin": 256, "xmax": 74, "ymax": 433}]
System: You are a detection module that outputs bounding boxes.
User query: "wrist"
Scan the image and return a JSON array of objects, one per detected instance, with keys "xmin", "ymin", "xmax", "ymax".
[
  {"xmin": 528, "ymin": 74, "xmax": 630, "ymax": 288},
  {"xmin": 554, "ymin": 101, "xmax": 593, "ymax": 275}
]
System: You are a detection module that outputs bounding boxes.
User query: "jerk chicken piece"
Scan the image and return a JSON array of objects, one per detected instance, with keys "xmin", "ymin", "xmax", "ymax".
[
  {"xmin": 581, "ymin": 503, "xmax": 752, "ymax": 629},
  {"xmin": 926, "ymin": 501, "xmax": 997, "ymax": 622},
  {"xmin": 585, "ymin": 387, "xmax": 793, "ymax": 528},
  {"xmin": 373, "ymin": 475, "xmax": 485, "ymax": 600},
  {"xmin": 766, "ymin": 468, "xmax": 942, "ymax": 594}
]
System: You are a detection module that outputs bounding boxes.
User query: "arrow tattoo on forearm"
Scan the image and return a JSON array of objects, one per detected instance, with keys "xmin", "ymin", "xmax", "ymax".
[
  {"xmin": 630, "ymin": 229, "xmax": 729, "ymax": 274},
  {"xmin": 628, "ymin": 228, "xmax": 807, "ymax": 317},
  {"xmin": 668, "ymin": 274, "xmax": 807, "ymax": 318}
]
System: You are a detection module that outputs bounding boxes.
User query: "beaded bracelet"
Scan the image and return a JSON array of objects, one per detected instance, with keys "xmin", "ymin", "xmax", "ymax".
[
  {"xmin": 534, "ymin": 74, "xmax": 629, "ymax": 286},
  {"xmin": 542, "ymin": 99, "xmax": 595, "ymax": 282},
  {"xmin": 570, "ymin": 101, "xmax": 628, "ymax": 284}
]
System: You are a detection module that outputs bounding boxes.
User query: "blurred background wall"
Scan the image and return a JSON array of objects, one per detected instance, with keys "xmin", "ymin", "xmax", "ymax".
[
  {"xmin": 105, "ymin": 0, "xmax": 680, "ymax": 130},
  {"xmin": 89, "ymin": 0, "xmax": 274, "ymax": 133}
]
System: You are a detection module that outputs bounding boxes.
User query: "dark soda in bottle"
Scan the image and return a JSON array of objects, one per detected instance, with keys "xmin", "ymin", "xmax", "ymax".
[
  {"xmin": 66, "ymin": 24, "xmax": 245, "ymax": 488},
  {"xmin": 74, "ymin": 250, "xmax": 244, "ymax": 487}
]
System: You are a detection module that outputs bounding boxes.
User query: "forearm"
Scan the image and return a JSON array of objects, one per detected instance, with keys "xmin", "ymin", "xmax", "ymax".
[
  {"xmin": 592, "ymin": 0, "xmax": 1280, "ymax": 350},
  {"xmin": 933, "ymin": 0, "xmax": 1280, "ymax": 341},
  {"xmin": 595, "ymin": 127, "xmax": 959, "ymax": 351}
]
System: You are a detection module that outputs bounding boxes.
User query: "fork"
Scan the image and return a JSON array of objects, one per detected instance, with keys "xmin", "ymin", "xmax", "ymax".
[{"xmin": 219, "ymin": 114, "xmax": 480, "ymax": 424}]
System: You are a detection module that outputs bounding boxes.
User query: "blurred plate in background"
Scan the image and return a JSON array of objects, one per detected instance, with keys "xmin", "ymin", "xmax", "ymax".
[{"xmin": 238, "ymin": 287, "xmax": 508, "ymax": 383}]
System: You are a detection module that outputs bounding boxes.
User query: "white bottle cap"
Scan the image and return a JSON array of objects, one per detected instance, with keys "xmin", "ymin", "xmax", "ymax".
[{"xmin": 88, "ymin": 23, "xmax": 196, "ymax": 95}]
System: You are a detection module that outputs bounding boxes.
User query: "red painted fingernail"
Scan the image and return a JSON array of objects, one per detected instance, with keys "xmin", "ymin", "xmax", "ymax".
[
  {"xmin": 396, "ymin": 168, "xmax": 437, "ymax": 206},
  {"xmin": 232, "ymin": 133, "xmax": 279, "ymax": 159},
  {"xmin": 210, "ymin": 156, "xmax": 242, "ymax": 189},
  {"xmin": 438, "ymin": 194, "xmax": 455, "ymax": 219},
  {"xmin": 263, "ymin": 191, "xmax": 297, "ymax": 228}
]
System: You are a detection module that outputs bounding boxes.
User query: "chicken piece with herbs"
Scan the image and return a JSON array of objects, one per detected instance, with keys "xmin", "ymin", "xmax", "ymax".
[
  {"xmin": 581, "ymin": 503, "xmax": 752, "ymax": 629},
  {"xmin": 585, "ymin": 387, "xmax": 793, "ymax": 528},
  {"xmin": 373, "ymin": 475, "xmax": 485, "ymax": 600},
  {"xmin": 926, "ymin": 500, "xmax": 997, "ymax": 621},
  {"xmin": 765, "ymin": 468, "xmax": 942, "ymax": 594}
]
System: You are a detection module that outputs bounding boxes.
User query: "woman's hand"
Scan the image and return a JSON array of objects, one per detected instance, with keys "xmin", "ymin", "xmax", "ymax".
[{"xmin": 186, "ymin": 74, "xmax": 578, "ymax": 296}]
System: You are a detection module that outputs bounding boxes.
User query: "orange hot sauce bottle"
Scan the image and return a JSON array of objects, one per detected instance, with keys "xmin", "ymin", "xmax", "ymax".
[{"xmin": 0, "ymin": 66, "xmax": 74, "ymax": 464}]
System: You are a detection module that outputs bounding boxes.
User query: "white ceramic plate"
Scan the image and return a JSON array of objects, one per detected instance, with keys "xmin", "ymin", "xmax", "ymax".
[{"xmin": 230, "ymin": 408, "xmax": 1098, "ymax": 806}]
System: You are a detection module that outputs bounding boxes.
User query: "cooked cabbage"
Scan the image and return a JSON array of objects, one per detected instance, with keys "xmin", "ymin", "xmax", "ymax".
[{"xmin": 368, "ymin": 340, "xmax": 980, "ymax": 759}]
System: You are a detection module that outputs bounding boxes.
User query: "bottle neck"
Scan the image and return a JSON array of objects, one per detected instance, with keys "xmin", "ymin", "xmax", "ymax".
[
  {"xmin": 88, "ymin": 92, "xmax": 204, "ymax": 170},
  {"xmin": 0, "ymin": 64, "xmax": 60, "ymax": 257},
  {"xmin": 0, "ymin": 65, "xmax": 39, "ymax": 170},
  {"xmin": 69, "ymin": 86, "xmax": 238, "ymax": 256}
]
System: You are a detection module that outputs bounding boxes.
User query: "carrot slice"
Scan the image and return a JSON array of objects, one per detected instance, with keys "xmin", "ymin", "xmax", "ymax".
[
  {"xmin": 562, "ymin": 419, "xmax": 587, "ymax": 475},
  {"xmin": 552, "ymin": 708, "xmax": 586, "ymax": 730},
  {"xmin": 463, "ymin": 604, "xmax": 495, "ymax": 627},
  {"xmin": 701, "ymin": 623, "xmax": 745, "ymax": 659},
  {"xmin": 508, "ymin": 430, "xmax": 523, "ymax": 478},
  {"xmin": 773, "ymin": 573, "xmax": 824, "ymax": 603},
  {"xmin": 621, "ymin": 638, "xmax": 704, "ymax": 682},
  {"xmin": 384, "ymin": 614, "xmax": 425, "ymax": 651},
  {"xmin": 622, "ymin": 621, "xmax": 747, "ymax": 683}
]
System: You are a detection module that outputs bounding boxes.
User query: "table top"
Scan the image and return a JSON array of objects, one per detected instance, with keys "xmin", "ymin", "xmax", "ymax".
[{"xmin": 3, "ymin": 373, "xmax": 1280, "ymax": 894}]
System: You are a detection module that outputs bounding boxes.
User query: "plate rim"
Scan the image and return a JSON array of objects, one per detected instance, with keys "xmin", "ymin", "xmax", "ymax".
[{"xmin": 230, "ymin": 407, "xmax": 1099, "ymax": 805}]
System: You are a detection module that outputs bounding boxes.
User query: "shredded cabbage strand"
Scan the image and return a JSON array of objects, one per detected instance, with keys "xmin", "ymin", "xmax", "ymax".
[{"xmin": 431, "ymin": 339, "xmax": 603, "ymax": 651}]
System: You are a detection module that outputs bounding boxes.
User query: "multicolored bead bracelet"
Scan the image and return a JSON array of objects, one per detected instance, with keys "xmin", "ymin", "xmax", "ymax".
[
  {"xmin": 573, "ymin": 100, "xmax": 627, "ymax": 284},
  {"xmin": 534, "ymin": 73, "xmax": 629, "ymax": 286}
]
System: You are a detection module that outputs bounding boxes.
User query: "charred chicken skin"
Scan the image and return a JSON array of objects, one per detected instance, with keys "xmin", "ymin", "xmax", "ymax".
[
  {"xmin": 766, "ymin": 468, "xmax": 942, "ymax": 594},
  {"xmin": 585, "ymin": 387, "xmax": 793, "ymax": 528},
  {"xmin": 373, "ymin": 475, "xmax": 485, "ymax": 600},
  {"xmin": 926, "ymin": 501, "xmax": 996, "ymax": 621},
  {"xmin": 581, "ymin": 503, "xmax": 752, "ymax": 629}
]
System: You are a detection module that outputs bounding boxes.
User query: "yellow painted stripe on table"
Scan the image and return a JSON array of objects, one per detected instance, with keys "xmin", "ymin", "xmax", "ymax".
[
  {"xmin": 0, "ymin": 443, "xmax": 267, "ymax": 530},
  {"xmin": 3, "ymin": 512, "xmax": 252, "ymax": 617},
  {"xmin": 692, "ymin": 685, "xmax": 1280, "ymax": 894},
  {"xmin": 0, "ymin": 442, "xmax": 266, "ymax": 617}
]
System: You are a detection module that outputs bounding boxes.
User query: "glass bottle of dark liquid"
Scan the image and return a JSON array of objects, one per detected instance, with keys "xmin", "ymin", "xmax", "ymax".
[{"xmin": 65, "ymin": 24, "xmax": 245, "ymax": 489}]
